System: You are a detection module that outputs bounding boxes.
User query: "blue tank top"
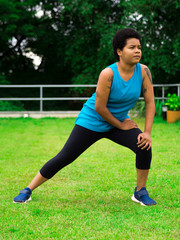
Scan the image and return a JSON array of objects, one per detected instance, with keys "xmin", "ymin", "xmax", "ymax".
[{"xmin": 75, "ymin": 62, "xmax": 143, "ymax": 132}]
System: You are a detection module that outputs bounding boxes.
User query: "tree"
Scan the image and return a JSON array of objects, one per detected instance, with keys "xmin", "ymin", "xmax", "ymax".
[
  {"xmin": 123, "ymin": 0, "xmax": 180, "ymax": 84},
  {"xmin": 0, "ymin": 0, "xmax": 179, "ymax": 110},
  {"xmin": 52, "ymin": 0, "xmax": 125, "ymax": 84}
]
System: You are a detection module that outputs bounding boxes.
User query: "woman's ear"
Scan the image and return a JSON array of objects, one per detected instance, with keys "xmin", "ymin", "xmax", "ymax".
[{"xmin": 117, "ymin": 48, "xmax": 122, "ymax": 58}]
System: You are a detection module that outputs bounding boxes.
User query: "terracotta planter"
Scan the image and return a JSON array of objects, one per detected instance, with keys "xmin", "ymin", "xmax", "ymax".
[{"xmin": 167, "ymin": 110, "xmax": 180, "ymax": 123}]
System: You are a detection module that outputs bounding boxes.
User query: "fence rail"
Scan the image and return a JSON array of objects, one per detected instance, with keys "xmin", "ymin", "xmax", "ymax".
[{"xmin": 0, "ymin": 84, "xmax": 179, "ymax": 112}]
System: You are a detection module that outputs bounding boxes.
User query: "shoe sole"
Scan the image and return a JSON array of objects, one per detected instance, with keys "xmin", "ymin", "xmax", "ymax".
[
  {"xmin": 13, "ymin": 196, "xmax": 32, "ymax": 204},
  {"xmin": 131, "ymin": 194, "xmax": 146, "ymax": 206}
]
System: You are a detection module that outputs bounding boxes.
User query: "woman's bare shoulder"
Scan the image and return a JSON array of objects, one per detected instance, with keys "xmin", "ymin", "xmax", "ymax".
[
  {"xmin": 140, "ymin": 63, "xmax": 151, "ymax": 78},
  {"xmin": 99, "ymin": 67, "xmax": 113, "ymax": 79}
]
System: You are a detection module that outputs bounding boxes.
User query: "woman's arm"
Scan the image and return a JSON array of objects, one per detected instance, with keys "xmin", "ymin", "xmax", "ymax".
[
  {"xmin": 95, "ymin": 68, "xmax": 138, "ymax": 130},
  {"xmin": 137, "ymin": 64, "xmax": 155, "ymax": 150}
]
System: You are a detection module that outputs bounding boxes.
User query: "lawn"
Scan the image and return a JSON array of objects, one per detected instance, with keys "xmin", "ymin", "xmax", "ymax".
[{"xmin": 0, "ymin": 117, "xmax": 179, "ymax": 240}]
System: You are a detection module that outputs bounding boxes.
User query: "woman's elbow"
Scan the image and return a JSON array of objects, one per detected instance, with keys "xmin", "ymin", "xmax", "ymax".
[
  {"xmin": 95, "ymin": 104, "xmax": 100, "ymax": 113},
  {"xmin": 95, "ymin": 103, "xmax": 104, "ymax": 114}
]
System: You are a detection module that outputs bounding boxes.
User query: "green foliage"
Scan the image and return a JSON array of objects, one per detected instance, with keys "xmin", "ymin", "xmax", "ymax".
[
  {"xmin": 0, "ymin": 0, "xmax": 179, "ymax": 86},
  {"xmin": 131, "ymin": 99, "xmax": 165, "ymax": 117},
  {"xmin": 155, "ymin": 99, "xmax": 163, "ymax": 116},
  {"xmin": 0, "ymin": 101, "xmax": 24, "ymax": 111},
  {"xmin": 131, "ymin": 100, "xmax": 146, "ymax": 116},
  {"xmin": 0, "ymin": 74, "xmax": 9, "ymax": 84},
  {"xmin": 165, "ymin": 93, "xmax": 180, "ymax": 111},
  {"xmin": 0, "ymin": 0, "xmax": 179, "ymax": 112},
  {"xmin": 0, "ymin": 73, "xmax": 25, "ymax": 110},
  {"xmin": 123, "ymin": 0, "xmax": 180, "ymax": 83}
]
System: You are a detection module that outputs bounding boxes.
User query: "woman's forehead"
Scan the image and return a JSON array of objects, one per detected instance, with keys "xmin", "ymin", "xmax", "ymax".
[{"xmin": 126, "ymin": 38, "xmax": 141, "ymax": 45}]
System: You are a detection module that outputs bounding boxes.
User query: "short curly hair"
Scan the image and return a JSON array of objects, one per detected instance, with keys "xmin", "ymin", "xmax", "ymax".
[{"xmin": 113, "ymin": 28, "xmax": 141, "ymax": 60}]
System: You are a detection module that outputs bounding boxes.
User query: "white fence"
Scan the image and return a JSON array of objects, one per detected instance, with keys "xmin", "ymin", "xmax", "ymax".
[{"xmin": 0, "ymin": 84, "xmax": 180, "ymax": 112}]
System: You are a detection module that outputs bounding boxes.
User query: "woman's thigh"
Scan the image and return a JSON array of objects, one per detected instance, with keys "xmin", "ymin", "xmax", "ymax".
[
  {"xmin": 40, "ymin": 125, "xmax": 103, "ymax": 178},
  {"xmin": 105, "ymin": 128, "xmax": 142, "ymax": 153}
]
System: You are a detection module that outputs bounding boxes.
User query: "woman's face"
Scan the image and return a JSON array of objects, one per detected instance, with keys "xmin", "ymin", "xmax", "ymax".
[{"xmin": 117, "ymin": 38, "xmax": 142, "ymax": 65}]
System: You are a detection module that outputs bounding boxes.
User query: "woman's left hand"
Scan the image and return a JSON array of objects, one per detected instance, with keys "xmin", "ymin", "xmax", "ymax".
[{"xmin": 137, "ymin": 132, "xmax": 152, "ymax": 151}]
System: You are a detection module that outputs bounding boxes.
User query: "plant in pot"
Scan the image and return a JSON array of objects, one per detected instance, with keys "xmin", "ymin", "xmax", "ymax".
[{"xmin": 165, "ymin": 93, "xmax": 180, "ymax": 123}]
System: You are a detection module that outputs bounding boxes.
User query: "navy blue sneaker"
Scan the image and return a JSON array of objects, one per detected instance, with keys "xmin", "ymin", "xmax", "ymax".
[
  {"xmin": 131, "ymin": 187, "xmax": 156, "ymax": 206},
  {"xmin": 13, "ymin": 187, "xmax": 32, "ymax": 203}
]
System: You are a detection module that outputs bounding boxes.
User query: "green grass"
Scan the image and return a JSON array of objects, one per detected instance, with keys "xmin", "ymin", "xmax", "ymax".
[{"xmin": 0, "ymin": 117, "xmax": 179, "ymax": 240}]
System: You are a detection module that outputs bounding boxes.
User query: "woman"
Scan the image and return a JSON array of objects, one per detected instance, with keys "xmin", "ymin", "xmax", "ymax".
[{"xmin": 14, "ymin": 28, "xmax": 156, "ymax": 206}]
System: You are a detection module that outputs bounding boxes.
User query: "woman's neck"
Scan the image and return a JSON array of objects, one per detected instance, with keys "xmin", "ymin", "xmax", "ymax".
[{"xmin": 117, "ymin": 61, "xmax": 135, "ymax": 74}]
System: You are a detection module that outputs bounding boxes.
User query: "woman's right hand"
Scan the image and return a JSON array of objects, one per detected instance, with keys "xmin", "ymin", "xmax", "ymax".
[{"xmin": 119, "ymin": 118, "xmax": 138, "ymax": 130}]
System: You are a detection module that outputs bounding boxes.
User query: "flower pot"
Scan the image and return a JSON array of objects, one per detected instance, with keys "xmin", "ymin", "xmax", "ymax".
[{"xmin": 167, "ymin": 110, "xmax": 180, "ymax": 123}]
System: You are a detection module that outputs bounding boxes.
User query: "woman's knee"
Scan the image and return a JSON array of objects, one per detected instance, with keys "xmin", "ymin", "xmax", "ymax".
[
  {"xmin": 136, "ymin": 147, "xmax": 152, "ymax": 169},
  {"xmin": 39, "ymin": 150, "xmax": 73, "ymax": 179}
]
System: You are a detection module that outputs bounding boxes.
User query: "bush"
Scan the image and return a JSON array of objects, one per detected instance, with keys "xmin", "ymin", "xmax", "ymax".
[
  {"xmin": 155, "ymin": 99, "xmax": 163, "ymax": 116},
  {"xmin": 131, "ymin": 99, "xmax": 164, "ymax": 117},
  {"xmin": 131, "ymin": 100, "xmax": 146, "ymax": 117},
  {"xmin": 165, "ymin": 93, "xmax": 180, "ymax": 111},
  {"xmin": 0, "ymin": 101, "xmax": 24, "ymax": 111}
]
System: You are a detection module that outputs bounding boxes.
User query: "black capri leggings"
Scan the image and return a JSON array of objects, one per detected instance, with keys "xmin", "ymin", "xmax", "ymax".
[{"xmin": 40, "ymin": 125, "xmax": 152, "ymax": 179}]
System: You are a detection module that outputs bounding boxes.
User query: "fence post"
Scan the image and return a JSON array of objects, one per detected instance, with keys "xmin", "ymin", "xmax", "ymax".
[
  {"xmin": 178, "ymin": 86, "xmax": 180, "ymax": 97},
  {"xmin": 162, "ymin": 86, "xmax": 165, "ymax": 102},
  {"xmin": 40, "ymin": 86, "xmax": 43, "ymax": 112}
]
